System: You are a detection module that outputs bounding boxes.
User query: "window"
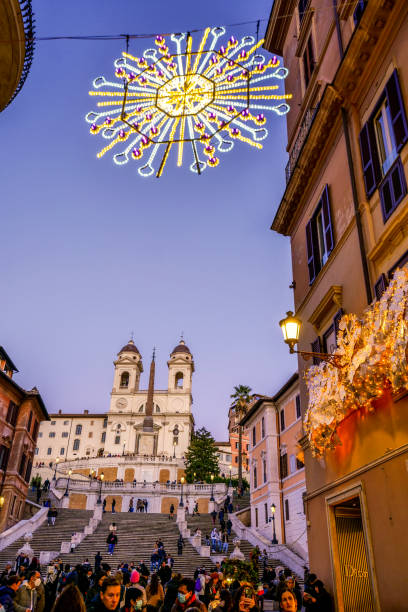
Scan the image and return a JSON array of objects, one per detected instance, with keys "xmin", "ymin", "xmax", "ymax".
[
  {"xmin": 359, "ymin": 70, "xmax": 408, "ymax": 218},
  {"xmin": 295, "ymin": 395, "xmax": 301, "ymax": 419},
  {"xmin": 32, "ymin": 420, "xmax": 39, "ymax": 440},
  {"xmin": 60, "ymin": 448, "xmax": 65, "ymax": 455},
  {"xmin": 138, "ymin": 405, "xmax": 144, "ymax": 413},
  {"xmin": 235, "ymin": 456, "xmax": 238, "ymax": 464},
  {"xmin": 103, "ymin": 418, "xmax": 108, "ymax": 428},
  {"xmin": 6, "ymin": 401, "xmax": 18, "ymax": 427},
  {"xmin": 49, "ymin": 432, "xmax": 56, "ymax": 438},
  {"xmin": 290, "ymin": 455, "xmax": 296, "ymax": 473},
  {"xmin": 285, "ymin": 499, "xmax": 290, "ymax": 521},
  {"xmin": 263, "ymin": 459, "xmax": 267, "ymax": 483},
  {"xmin": 64, "ymin": 420, "xmax": 69, "ymax": 425},
  {"xmin": 264, "ymin": 502, "xmax": 268, "ymax": 523},
  {"xmin": 34, "ymin": 448, "xmax": 39, "ymax": 455},
  {"xmin": 253, "ymin": 466, "xmax": 257, "ymax": 489},
  {"xmin": 235, "ymin": 442, "xmax": 238, "ymax": 449},
  {"xmin": 62, "ymin": 432, "xmax": 68, "ymax": 438},
  {"xmin": 155, "ymin": 404, "xmax": 160, "ymax": 413},
  {"xmin": 302, "ymin": 34, "xmax": 315, "ymax": 89},
  {"xmin": 353, "ymin": 0, "xmax": 367, "ymax": 26},
  {"xmin": 88, "ymin": 432, "xmax": 93, "ymax": 438},
  {"xmin": 50, "ymin": 421, "xmax": 56, "ymax": 426},
  {"xmin": 323, "ymin": 324, "xmax": 336, "ymax": 355},
  {"xmin": 47, "ymin": 447, "xmax": 52, "ymax": 455},
  {"xmin": 252, "ymin": 427, "xmax": 256, "ymax": 447},
  {"xmin": 38, "ymin": 432, "xmax": 43, "ymax": 438},
  {"xmin": 120, "ymin": 372, "xmax": 129, "ymax": 388},
  {"xmin": 90, "ymin": 420, "xmax": 94, "ymax": 425},
  {"xmin": 27, "ymin": 411, "xmax": 33, "ymax": 432},
  {"xmin": 73, "ymin": 439, "xmax": 80, "ymax": 451},
  {"xmin": 101, "ymin": 432, "xmax": 106, "ymax": 443},
  {"xmin": 75, "ymin": 425, "xmax": 82, "ymax": 435},
  {"xmin": 298, "ymin": 0, "xmax": 308, "ymax": 24},
  {"xmin": 296, "ymin": 456, "xmax": 305, "ymax": 469},
  {"xmin": 0, "ymin": 445, "xmax": 10, "ymax": 471},
  {"xmin": 175, "ymin": 372, "xmax": 184, "ymax": 388},
  {"xmin": 374, "ymin": 273, "xmax": 388, "ymax": 300},
  {"xmin": 280, "ymin": 453, "xmax": 288, "ymax": 479},
  {"xmin": 173, "ymin": 436, "xmax": 179, "ymax": 445},
  {"xmin": 115, "ymin": 435, "xmax": 121, "ymax": 444},
  {"xmin": 246, "ymin": 444, "xmax": 249, "ymax": 451},
  {"xmin": 306, "ymin": 185, "xmax": 334, "ymax": 284},
  {"xmin": 261, "ymin": 417, "xmax": 265, "ymax": 438},
  {"xmin": 24, "ymin": 459, "xmax": 32, "ymax": 483},
  {"xmin": 280, "ymin": 409, "xmax": 285, "ymax": 432},
  {"xmin": 255, "ymin": 507, "xmax": 259, "ymax": 528}
]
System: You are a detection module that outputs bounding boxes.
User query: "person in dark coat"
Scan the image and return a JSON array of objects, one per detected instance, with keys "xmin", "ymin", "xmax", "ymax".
[
  {"xmin": 162, "ymin": 574, "xmax": 181, "ymax": 612},
  {"xmin": 107, "ymin": 533, "xmax": 118, "ymax": 556},
  {"xmin": 177, "ymin": 535, "xmax": 184, "ymax": 556},
  {"xmin": 169, "ymin": 504, "xmax": 175, "ymax": 520},
  {"xmin": 158, "ymin": 563, "xmax": 171, "ymax": 586},
  {"xmin": 95, "ymin": 553, "xmax": 103, "ymax": 573},
  {"xmin": 0, "ymin": 575, "xmax": 22, "ymax": 612},
  {"xmin": 303, "ymin": 575, "xmax": 333, "ymax": 611},
  {"xmin": 111, "ymin": 499, "xmax": 116, "ymax": 514}
]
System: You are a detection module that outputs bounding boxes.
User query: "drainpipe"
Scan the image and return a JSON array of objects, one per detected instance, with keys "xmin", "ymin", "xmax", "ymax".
[
  {"xmin": 341, "ymin": 107, "xmax": 373, "ymax": 304},
  {"xmin": 274, "ymin": 404, "xmax": 286, "ymax": 545}
]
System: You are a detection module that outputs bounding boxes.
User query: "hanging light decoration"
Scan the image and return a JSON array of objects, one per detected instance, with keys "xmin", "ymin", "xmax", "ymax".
[{"xmin": 85, "ymin": 27, "xmax": 291, "ymax": 177}]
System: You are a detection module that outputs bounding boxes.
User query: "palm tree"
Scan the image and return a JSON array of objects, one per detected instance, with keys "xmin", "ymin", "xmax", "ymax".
[{"xmin": 230, "ymin": 385, "xmax": 253, "ymax": 491}]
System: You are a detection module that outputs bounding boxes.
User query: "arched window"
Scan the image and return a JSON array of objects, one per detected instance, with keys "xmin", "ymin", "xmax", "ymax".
[
  {"xmin": 155, "ymin": 404, "xmax": 160, "ymax": 413},
  {"xmin": 73, "ymin": 439, "xmax": 80, "ymax": 451},
  {"xmin": 175, "ymin": 372, "xmax": 184, "ymax": 388},
  {"xmin": 138, "ymin": 404, "xmax": 144, "ymax": 413},
  {"xmin": 120, "ymin": 372, "xmax": 129, "ymax": 388}
]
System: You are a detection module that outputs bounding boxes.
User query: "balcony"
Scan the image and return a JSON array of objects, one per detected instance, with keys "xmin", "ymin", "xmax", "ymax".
[{"xmin": 285, "ymin": 107, "xmax": 317, "ymax": 184}]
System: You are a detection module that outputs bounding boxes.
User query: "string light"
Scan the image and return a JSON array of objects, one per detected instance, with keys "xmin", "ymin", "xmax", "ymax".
[
  {"xmin": 85, "ymin": 26, "xmax": 291, "ymax": 177},
  {"xmin": 305, "ymin": 267, "xmax": 408, "ymax": 456}
]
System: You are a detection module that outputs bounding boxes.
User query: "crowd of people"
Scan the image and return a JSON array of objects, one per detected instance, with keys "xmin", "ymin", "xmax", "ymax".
[{"xmin": 0, "ymin": 547, "xmax": 332, "ymax": 612}]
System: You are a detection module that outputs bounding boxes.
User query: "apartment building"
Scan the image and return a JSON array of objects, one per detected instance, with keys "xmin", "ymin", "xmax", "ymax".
[{"xmin": 265, "ymin": 1, "xmax": 408, "ymax": 609}]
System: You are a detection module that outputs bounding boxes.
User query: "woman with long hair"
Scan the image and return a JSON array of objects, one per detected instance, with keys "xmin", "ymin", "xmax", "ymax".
[
  {"xmin": 278, "ymin": 589, "xmax": 298, "ymax": 612},
  {"xmin": 146, "ymin": 573, "xmax": 164, "ymax": 612},
  {"xmin": 231, "ymin": 585, "xmax": 259, "ymax": 612},
  {"xmin": 51, "ymin": 584, "xmax": 86, "ymax": 612}
]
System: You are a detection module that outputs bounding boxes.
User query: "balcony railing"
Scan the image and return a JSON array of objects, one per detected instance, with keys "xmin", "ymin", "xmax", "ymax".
[{"xmin": 285, "ymin": 107, "xmax": 318, "ymax": 184}]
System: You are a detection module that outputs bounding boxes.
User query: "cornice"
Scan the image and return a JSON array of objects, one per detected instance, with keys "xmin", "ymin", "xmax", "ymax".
[
  {"xmin": 308, "ymin": 285, "xmax": 343, "ymax": 331},
  {"xmin": 367, "ymin": 192, "xmax": 408, "ymax": 265}
]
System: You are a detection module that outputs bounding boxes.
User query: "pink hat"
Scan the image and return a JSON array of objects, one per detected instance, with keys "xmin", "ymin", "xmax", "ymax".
[{"xmin": 130, "ymin": 570, "xmax": 140, "ymax": 583}]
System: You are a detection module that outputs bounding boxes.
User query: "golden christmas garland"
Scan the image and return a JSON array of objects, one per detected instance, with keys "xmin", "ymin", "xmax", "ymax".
[{"xmin": 305, "ymin": 267, "xmax": 408, "ymax": 456}]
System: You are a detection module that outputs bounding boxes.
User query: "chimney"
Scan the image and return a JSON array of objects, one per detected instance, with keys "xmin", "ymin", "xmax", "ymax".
[{"xmin": 84, "ymin": 410, "xmax": 89, "ymax": 415}]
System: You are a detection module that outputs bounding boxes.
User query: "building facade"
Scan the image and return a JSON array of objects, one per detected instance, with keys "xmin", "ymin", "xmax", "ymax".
[
  {"xmin": 0, "ymin": 346, "xmax": 48, "ymax": 532},
  {"xmin": 241, "ymin": 374, "xmax": 307, "ymax": 559},
  {"xmin": 228, "ymin": 405, "xmax": 249, "ymax": 476},
  {"xmin": 36, "ymin": 339, "xmax": 195, "ymax": 482},
  {"xmin": 266, "ymin": 0, "xmax": 408, "ymax": 609}
]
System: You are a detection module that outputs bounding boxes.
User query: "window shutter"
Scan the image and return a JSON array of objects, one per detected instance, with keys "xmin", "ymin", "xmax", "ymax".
[
  {"xmin": 359, "ymin": 122, "xmax": 381, "ymax": 197},
  {"xmin": 385, "ymin": 70, "xmax": 408, "ymax": 152},
  {"xmin": 321, "ymin": 185, "xmax": 334, "ymax": 254},
  {"xmin": 333, "ymin": 308, "xmax": 344, "ymax": 347},
  {"xmin": 306, "ymin": 220, "xmax": 316, "ymax": 283},
  {"xmin": 374, "ymin": 273, "xmax": 388, "ymax": 300},
  {"xmin": 380, "ymin": 157, "xmax": 407, "ymax": 221},
  {"xmin": 311, "ymin": 337, "xmax": 322, "ymax": 365}
]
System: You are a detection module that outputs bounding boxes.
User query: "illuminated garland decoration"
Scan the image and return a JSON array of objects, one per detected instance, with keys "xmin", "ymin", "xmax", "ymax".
[
  {"xmin": 85, "ymin": 27, "xmax": 292, "ymax": 177},
  {"xmin": 305, "ymin": 267, "xmax": 408, "ymax": 456}
]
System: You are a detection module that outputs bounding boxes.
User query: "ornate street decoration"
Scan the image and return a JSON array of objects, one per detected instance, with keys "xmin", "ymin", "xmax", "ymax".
[
  {"xmin": 305, "ymin": 267, "xmax": 408, "ymax": 456},
  {"xmin": 85, "ymin": 27, "xmax": 291, "ymax": 177}
]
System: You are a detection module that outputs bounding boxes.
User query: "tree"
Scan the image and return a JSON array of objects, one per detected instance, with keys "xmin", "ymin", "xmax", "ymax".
[
  {"xmin": 184, "ymin": 427, "xmax": 220, "ymax": 482},
  {"xmin": 230, "ymin": 385, "xmax": 253, "ymax": 490}
]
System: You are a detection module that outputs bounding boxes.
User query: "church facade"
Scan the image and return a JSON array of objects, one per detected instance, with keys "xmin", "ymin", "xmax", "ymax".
[{"xmin": 35, "ymin": 339, "xmax": 195, "ymax": 466}]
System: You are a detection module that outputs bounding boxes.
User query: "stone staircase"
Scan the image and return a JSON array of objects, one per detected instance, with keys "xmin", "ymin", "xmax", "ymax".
[
  {"xmin": 0, "ymin": 509, "xmax": 92, "ymax": 570},
  {"xmin": 58, "ymin": 512, "xmax": 216, "ymax": 576}
]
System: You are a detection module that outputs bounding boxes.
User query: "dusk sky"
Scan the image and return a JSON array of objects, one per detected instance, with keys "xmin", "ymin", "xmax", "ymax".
[{"xmin": 1, "ymin": 0, "xmax": 295, "ymax": 440}]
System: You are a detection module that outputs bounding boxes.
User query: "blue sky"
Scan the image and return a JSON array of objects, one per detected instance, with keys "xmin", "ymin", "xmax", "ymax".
[{"xmin": 0, "ymin": 0, "xmax": 295, "ymax": 440}]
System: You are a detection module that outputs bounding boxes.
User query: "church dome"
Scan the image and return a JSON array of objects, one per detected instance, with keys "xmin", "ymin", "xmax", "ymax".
[
  {"xmin": 118, "ymin": 339, "xmax": 141, "ymax": 355},
  {"xmin": 171, "ymin": 339, "xmax": 191, "ymax": 355}
]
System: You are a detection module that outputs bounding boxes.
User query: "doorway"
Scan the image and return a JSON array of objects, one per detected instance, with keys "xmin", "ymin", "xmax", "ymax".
[{"xmin": 332, "ymin": 496, "xmax": 375, "ymax": 611}]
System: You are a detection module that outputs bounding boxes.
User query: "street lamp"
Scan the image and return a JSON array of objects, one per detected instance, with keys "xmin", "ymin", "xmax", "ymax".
[
  {"xmin": 89, "ymin": 468, "xmax": 95, "ymax": 480},
  {"xmin": 64, "ymin": 469, "xmax": 72, "ymax": 497},
  {"xmin": 0, "ymin": 495, "xmax": 5, "ymax": 511},
  {"xmin": 53, "ymin": 458, "xmax": 60, "ymax": 481},
  {"xmin": 279, "ymin": 310, "xmax": 342, "ymax": 367},
  {"xmin": 97, "ymin": 472, "xmax": 104, "ymax": 505},
  {"xmin": 179, "ymin": 476, "xmax": 185, "ymax": 507},
  {"xmin": 173, "ymin": 441, "xmax": 177, "ymax": 458},
  {"xmin": 210, "ymin": 473, "xmax": 215, "ymax": 502},
  {"xmin": 270, "ymin": 503, "xmax": 278, "ymax": 544},
  {"xmin": 193, "ymin": 472, "xmax": 196, "ymax": 483}
]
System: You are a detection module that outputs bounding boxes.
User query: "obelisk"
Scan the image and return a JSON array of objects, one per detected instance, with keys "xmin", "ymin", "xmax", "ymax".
[{"xmin": 138, "ymin": 348, "xmax": 156, "ymax": 455}]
